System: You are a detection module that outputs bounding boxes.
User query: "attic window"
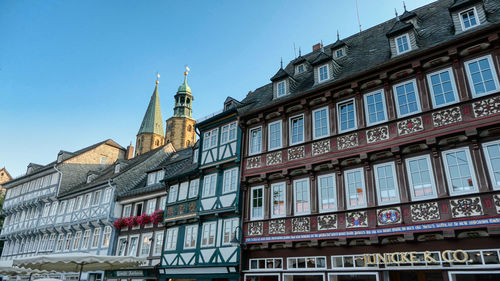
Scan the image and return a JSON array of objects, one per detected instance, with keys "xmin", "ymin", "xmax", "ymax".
[
  {"xmin": 395, "ymin": 33, "xmax": 411, "ymax": 55},
  {"xmin": 100, "ymin": 156, "xmax": 107, "ymax": 165},
  {"xmin": 334, "ymin": 48, "xmax": 345, "ymax": 58},
  {"xmin": 459, "ymin": 8, "xmax": 479, "ymax": 30},
  {"xmin": 318, "ymin": 64, "xmax": 329, "ymax": 82},
  {"xmin": 277, "ymin": 80, "xmax": 287, "ymax": 97},
  {"xmin": 114, "ymin": 164, "xmax": 120, "ymax": 174},
  {"xmin": 297, "ymin": 64, "xmax": 305, "ymax": 74},
  {"xmin": 57, "ymin": 155, "xmax": 63, "ymax": 163}
]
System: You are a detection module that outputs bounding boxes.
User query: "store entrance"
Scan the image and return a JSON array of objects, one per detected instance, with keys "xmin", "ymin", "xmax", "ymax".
[{"xmin": 388, "ymin": 271, "xmax": 443, "ymax": 281}]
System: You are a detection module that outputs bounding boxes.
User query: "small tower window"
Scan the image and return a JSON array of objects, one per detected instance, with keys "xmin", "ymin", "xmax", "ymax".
[{"xmin": 186, "ymin": 98, "xmax": 190, "ymax": 104}]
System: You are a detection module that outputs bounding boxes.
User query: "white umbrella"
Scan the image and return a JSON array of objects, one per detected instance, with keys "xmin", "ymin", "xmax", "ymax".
[
  {"xmin": 0, "ymin": 260, "xmax": 51, "ymax": 281},
  {"xmin": 33, "ymin": 279, "xmax": 63, "ymax": 281},
  {"xmin": 13, "ymin": 254, "xmax": 144, "ymax": 281}
]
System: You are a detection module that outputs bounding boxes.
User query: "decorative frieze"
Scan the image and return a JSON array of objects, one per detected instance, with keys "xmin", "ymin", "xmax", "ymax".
[
  {"xmin": 346, "ymin": 211, "xmax": 368, "ymax": 228},
  {"xmin": 494, "ymin": 194, "xmax": 500, "ymax": 214},
  {"xmin": 288, "ymin": 146, "xmax": 305, "ymax": 161},
  {"xmin": 247, "ymin": 222, "xmax": 263, "ymax": 236},
  {"xmin": 317, "ymin": 214, "xmax": 337, "ymax": 230},
  {"xmin": 450, "ymin": 197, "xmax": 483, "ymax": 218},
  {"xmin": 411, "ymin": 202, "xmax": 440, "ymax": 222},
  {"xmin": 312, "ymin": 139, "xmax": 331, "ymax": 156},
  {"xmin": 337, "ymin": 133, "xmax": 358, "ymax": 150},
  {"xmin": 188, "ymin": 201, "xmax": 197, "ymax": 213},
  {"xmin": 473, "ymin": 96, "xmax": 500, "ymax": 118},
  {"xmin": 292, "ymin": 217, "xmax": 310, "ymax": 233},
  {"xmin": 377, "ymin": 207, "xmax": 402, "ymax": 225},
  {"xmin": 266, "ymin": 151, "xmax": 282, "ymax": 166},
  {"xmin": 366, "ymin": 126, "xmax": 389, "ymax": 144},
  {"xmin": 432, "ymin": 107, "xmax": 462, "ymax": 127},
  {"xmin": 397, "ymin": 117, "xmax": 423, "ymax": 136},
  {"xmin": 268, "ymin": 219, "xmax": 286, "ymax": 234},
  {"xmin": 246, "ymin": 156, "xmax": 261, "ymax": 169}
]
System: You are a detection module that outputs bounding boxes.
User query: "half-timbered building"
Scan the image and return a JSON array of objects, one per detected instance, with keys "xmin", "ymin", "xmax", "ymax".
[{"xmin": 239, "ymin": 1, "xmax": 500, "ymax": 281}]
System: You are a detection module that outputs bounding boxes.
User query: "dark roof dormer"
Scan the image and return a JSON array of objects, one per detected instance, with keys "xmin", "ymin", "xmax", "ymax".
[
  {"xmin": 386, "ymin": 15, "xmax": 418, "ymax": 57},
  {"xmin": 270, "ymin": 67, "xmax": 291, "ymax": 82},
  {"xmin": 386, "ymin": 20, "xmax": 414, "ymax": 37},
  {"xmin": 310, "ymin": 51, "xmax": 332, "ymax": 66},
  {"xmin": 449, "ymin": 0, "xmax": 482, "ymax": 11},
  {"xmin": 449, "ymin": 0, "xmax": 486, "ymax": 33},
  {"xmin": 271, "ymin": 64, "xmax": 294, "ymax": 99},
  {"xmin": 223, "ymin": 96, "xmax": 241, "ymax": 111},
  {"xmin": 330, "ymin": 36, "xmax": 347, "ymax": 59},
  {"xmin": 293, "ymin": 49, "xmax": 309, "ymax": 75}
]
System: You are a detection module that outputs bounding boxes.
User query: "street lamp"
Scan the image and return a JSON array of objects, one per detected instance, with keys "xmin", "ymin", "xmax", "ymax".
[{"xmin": 230, "ymin": 226, "xmax": 244, "ymax": 247}]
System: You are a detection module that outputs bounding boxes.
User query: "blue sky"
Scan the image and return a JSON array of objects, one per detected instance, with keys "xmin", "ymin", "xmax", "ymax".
[{"xmin": 0, "ymin": 0, "xmax": 432, "ymax": 177}]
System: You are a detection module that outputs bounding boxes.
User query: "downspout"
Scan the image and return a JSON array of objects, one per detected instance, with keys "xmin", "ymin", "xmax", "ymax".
[
  {"xmin": 237, "ymin": 116, "xmax": 246, "ymax": 281},
  {"xmin": 53, "ymin": 164, "xmax": 63, "ymax": 197}
]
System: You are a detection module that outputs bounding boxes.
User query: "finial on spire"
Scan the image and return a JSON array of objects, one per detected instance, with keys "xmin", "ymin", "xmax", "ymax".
[
  {"xmin": 280, "ymin": 57, "xmax": 283, "ymax": 69},
  {"xmin": 155, "ymin": 72, "xmax": 160, "ymax": 84},
  {"xmin": 403, "ymin": 1, "xmax": 407, "ymax": 11},
  {"xmin": 395, "ymin": 8, "xmax": 399, "ymax": 20},
  {"xmin": 299, "ymin": 47, "xmax": 302, "ymax": 57},
  {"xmin": 184, "ymin": 65, "xmax": 190, "ymax": 76},
  {"xmin": 337, "ymin": 30, "xmax": 340, "ymax": 41}
]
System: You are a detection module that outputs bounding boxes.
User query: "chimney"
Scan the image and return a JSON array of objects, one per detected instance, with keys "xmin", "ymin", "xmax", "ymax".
[
  {"xmin": 312, "ymin": 42, "xmax": 323, "ymax": 52},
  {"xmin": 126, "ymin": 145, "xmax": 134, "ymax": 160}
]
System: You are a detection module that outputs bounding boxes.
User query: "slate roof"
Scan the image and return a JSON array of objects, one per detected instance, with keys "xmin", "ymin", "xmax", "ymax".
[
  {"xmin": 310, "ymin": 51, "xmax": 332, "ymax": 65},
  {"xmin": 236, "ymin": 0, "xmax": 500, "ymax": 116},
  {"xmin": 386, "ymin": 20, "xmax": 414, "ymax": 37},
  {"xmin": 137, "ymin": 84, "xmax": 164, "ymax": 137},
  {"xmin": 449, "ymin": 0, "xmax": 483, "ymax": 11},
  {"xmin": 117, "ymin": 147, "xmax": 195, "ymax": 199},
  {"xmin": 270, "ymin": 68, "xmax": 291, "ymax": 82},
  {"xmin": 399, "ymin": 9, "xmax": 417, "ymax": 21}
]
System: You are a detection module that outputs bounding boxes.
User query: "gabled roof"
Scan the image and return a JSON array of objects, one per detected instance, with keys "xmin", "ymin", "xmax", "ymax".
[
  {"xmin": 137, "ymin": 84, "xmax": 164, "ymax": 137},
  {"xmin": 449, "ymin": 0, "xmax": 482, "ymax": 11},
  {"xmin": 310, "ymin": 51, "xmax": 332, "ymax": 66},
  {"xmin": 386, "ymin": 19, "xmax": 414, "ymax": 37},
  {"xmin": 270, "ymin": 68, "xmax": 291, "ymax": 82},
  {"xmin": 329, "ymin": 39, "xmax": 346, "ymax": 49},
  {"xmin": 399, "ymin": 9, "xmax": 417, "ymax": 21},
  {"xmin": 293, "ymin": 55, "xmax": 307, "ymax": 65}
]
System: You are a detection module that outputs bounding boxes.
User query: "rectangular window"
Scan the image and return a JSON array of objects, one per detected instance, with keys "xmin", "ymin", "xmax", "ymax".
[
  {"xmin": 82, "ymin": 230, "xmax": 91, "ymax": 249},
  {"xmin": 344, "ymin": 168, "xmax": 367, "ymax": 209},
  {"xmin": 271, "ymin": 182, "xmax": 286, "ymax": 218},
  {"xmin": 134, "ymin": 203, "xmax": 143, "ymax": 216},
  {"xmin": 74, "ymin": 196, "xmax": 82, "ymax": 211},
  {"xmin": 460, "ymin": 8, "xmax": 479, "ymax": 30},
  {"xmin": 465, "ymin": 55, "xmax": 499, "ymax": 97},
  {"xmin": 294, "ymin": 178, "xmax": 310, "ymax": 215},
  {"xmin": 184, "ymin": 224, "xmax": 198, "ymax": 249},
  {"xmin": 222, "ymin": 218, "xmax": 239, "ymax": 245},
  {"xmin": 223, "ymin": 168, "xmax": 238, "ymax": 193},
  {"xmin": 268, "ymin": 120, "xmax": 282, "ymax": 151},
  {"xmin": 178, "ymin": 181, "xmax": 188, "ymax": 201},
  {"xmin": 393, "ymin": 79, "xmax": 421, "ymax": 117},
  {"xmin": 101, "ymin": 226, "xmax": 112, "ymax": 247},
  {"xmin": 40, "ymin": 234, "xmax": 49, "ymax": 252},
  {"xmin": 140, "ymin": 233, "xmax": 152, "ymax": 257},
  {"xmin": 406, "ymin": 155, "xmax": 437, "ymax": 201},
  {"xmin": 83, "ymin": 194, "xmax": 91, "ymax": 208},
  {"xmin": 289, "ymin": 114, "xmax": 304, "ymax": 145},
  {"xmin": 395, "ymin": 34, "xmax": 411, "ymax": 54},
  {"xmin": 427, "ymin": 67, "xmax": 459, "ymax": 108},
  {"xmin": 165, "ymin": 228, "xmax": 178, "ymax": 251},
  {"xmin": 442, "ymin": 148, "xmax": 478, "ymax": 195},
  {"xmin": 483, "ymin": 140, "xmax": 500, "ymax": 190},
  {"xmin": 43, "ymin": 203, "xmax": 51, "ymax": 217},
  {"xmin": 123, "ymin": 205, "xmax": 132, "ymax": 217},
  {"xmin": 153, "ymin": 232, "xmax": 164, "ymax": 256},
  {"xmin": 103, "ymin": 188, "xmax": 112, "ymax": 203},
  {"xmin": 168, "ymin": 185, "xmax": 178, "ymax": 203},
  {"xmin": 146, "ymin": 199, "xmax": 156, "ymax": 214},
  {"xmin": 318, "ymin": 174, "xmax": 336, "ymax": 212},
  {"xmin": 250, "ymin": 186, "xmax": 264, "ymax": 220},
  {"xmin": 337, "ymin": 99, "xmax": 357, "ymax": 133},
  {"xmin": 249, "ymin": 127, "xmax": 262, "ymax": 155},
  {"xmin": 48, "ymin": 234, "xmax": 56, "ymax": 251},
  {"xmin": 188, "ymin": 179, "xmax": 199, "ymax": 198},
  {"xmin": 364, "ymin": 90, "xmax": 388, "ymax": 125},
  {"xmin": 336, "ymin": 48, "xmax": 344, "ymax": 58},
  {"xmin": 72, "ymin": 231, "xmax": 82, "ymax": 251},
  {"xmin": 91, "ymin": 228, "xmax": 101, "ymax": 248},
  {"xmin": 319, "ymin": 64, "xmax": 329, "ymax": 82},
  {"xmin": 56, "ymin": 234, "xmax": 64, "ymax": 252},
  {"xmin": 128, "ymin": 236, "xmax": 139, "ymax": 256},
  {"xmin": 287, "ymin": 256, "xmax": 327, "ymax": 269},
  {"xmin": 50, "ymin": 201, "xmax": 58, "ymax": 216},
  {"xmin": 221, "ymin": 122, "xmax": 237, "ymax": 144},
  {"xmin": 159, "ymin": 196, "xmax": 167, "ymax": 210},
  {"xmin": 201, "ymin": 221, "xmax": 216, "ymax": 247},
  {"xmin": 203, "ymin": 128, "xmax": 218, "ymax": 150},
  {"xmin": 92, "ymin": 190, "xmax": 101, "ymax": 206},
  {"xmin": 277, "ymin": 81, "xmax": 286, "ymax": 97},
  {"xmin": 313, "ymin": 107, "xmax": 329, "ymax": 139},
  {"xmin": 117, "ymin": 237, "xmax": 127, "ymax": 256},
  {"xmin": 297, "ymin": 64, "xmax": 305, "ymax": 74},
  {"xmin": 202, "ymin": 174, "xmax": 217, "ymax": 197},
  {"xmin": 374, "ymin": 162, "xmax": 400, "ymax": 205},
  {"xmin": 249, "ymin": 258, "xmax": 283, "ymax": 270},
  {"xmin": 67, "ymin": 198, "xmax": 75, "ymax": 213}
]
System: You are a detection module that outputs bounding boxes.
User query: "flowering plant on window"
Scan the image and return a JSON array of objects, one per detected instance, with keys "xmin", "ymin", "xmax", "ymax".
[
  {"xmin": 113, "ymin": 218, "xmax": 126, "ymax": 229},
  {"xmin": 137, "ymin": 213, "xmax": 151, "ymax": 225},
  {"xmin": 150, "ymin": 209, "xmax": 164, "ymax": 224},
  {"xmin": 124, "ymin": 216, "xmax": 138, "ymax": 227}
]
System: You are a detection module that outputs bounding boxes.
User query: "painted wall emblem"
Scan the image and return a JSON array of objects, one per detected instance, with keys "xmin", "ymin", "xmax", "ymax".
[
  {"xmin": 411, "ymin": 202, "xmax": 440, "ymax": 222},
  {"xmin": 247, "ymin": 222, "xmax": 263, "ymax": 236},
  {"xmin": 246, "ymin": 156, "xmax": 261, "ymax": 169},
  {"xmin": 397, "ymin": 117, "xmax": 423, "ymax": 136},
  {"xmin": 268, "ymin": 219, "xmax": 286, "ymax": 234},
  {"xmin": 338, "ymin": 133, "xmax": 358, "ymax": 150},
  {"xmin": 450, "ymin": 197, "xmax": 483, "ymax": 218},
  {"xmin": 288, "ymin": 146, "xmax": 305, "ymax": 161},
  {"xmin": 432, "ymin": 107, "xmax": 462, "ymax": 127},
  {"xmin": 292, "ymin": 217, "xmax": 310, "ymax": 233},
  {"xmin": 317, "ymin": 214, "xmax": 337, "ymax": 230},
  {"xmin": 366, "ymin": 126, "xmax": 389, "ymax": 144},
  {"xmin": 312, "ymin": 139, "xmax": 331, "ymax": 155},
  {"xmin": 346, "ymin": 211, "xmax": 368, "ymax": 228},
  {"xmin": 377, "ymin": 207, "xmax": 402, "ymax": 225},
  {"xmin": 266, "ymin": 151, "xmax": 282, "ymax": 166}
]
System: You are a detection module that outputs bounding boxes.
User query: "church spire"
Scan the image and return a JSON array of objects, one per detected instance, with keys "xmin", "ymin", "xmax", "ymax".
[{"xmin": 173, "ymin": 66, "xmax": 194, "ymax": 119}]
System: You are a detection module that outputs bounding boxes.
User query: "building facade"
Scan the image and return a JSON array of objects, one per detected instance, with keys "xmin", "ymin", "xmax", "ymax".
[
  {"xmin": 239, "ymin": 1, "xmax": 500, "ymax": 281},
  {"xmin": 0, "ymin": 167, "xmax": 12, "ymax": 194}
]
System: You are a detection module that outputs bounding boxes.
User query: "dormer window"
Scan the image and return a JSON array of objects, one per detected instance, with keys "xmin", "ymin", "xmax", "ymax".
[
  {"xmin": 459, "ymin": 8, "xmax": 479, "ymax": 30},
  {"xmin": 318, "ymin": 64, "xmax": 329, "ymax": 82},
  {"xmin": 277, "ymin": 80, "xmax": 287, "ymax": 97},
  {"xmin": 396, "ymin": 33, "xmax": 411, "ymax": 55},
  {"xmin": 296, "ymin": 64, "xmax": 305, "ymax": 74},
  {"xmin": 334, "ymin": 48, "xmax": 345, "ymax": 59}
]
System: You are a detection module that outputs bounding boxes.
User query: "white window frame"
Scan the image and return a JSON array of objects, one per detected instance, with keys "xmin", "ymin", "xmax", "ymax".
[
  {"xmin": 146, "ymin": 199, "xmax": 156, "ymax": 214},
  {"xmin": 405, "ymin": 155, "xmax": 438, "ymax": 201},
  {"xmin": 134, "ymin": 202, "xmax": 143, "ymax": 216},
  {"xmin": 184, "ymin": 224, "xmax": 198, "ymax": 249},
  {"xmin": 222, "ymin": 218, "xmax": 239, "ymax": 245},
  {"xmin": 188, "ymin": 179, "xmax": 199, "ymax": 198},
  {"xmin": 337, "ymin": 98, "xmax": 357, "ymax": 133},
  {"xmin": 202, "ymin": 173, "xmax": 217, "ymax": 198},
  {"xmin": 464, "ymin": 54, "xmax": 500, "ymax": 98},
  {"xmin": 153, "ymin": 232, "xmax": 164, "ymax": 256},
  {"xmin": 250, "ymin": 185, "xmax": 264, "ymax": 221},
  {"xmin": 289, "ymin": 114, "xmax": 305, "ymax": 145},
  {"xmin": 277, "ymin": 80, "xmax": 287, "ymax": 98},
  {"xmin": 297, "ymin": 64, "xmax": 305, "ymax": 74},
  {"xmin": 123, "ymin": 204, "xmax": 132, "ymax": 217},
  {"xmin": 64, "ymin": 233, "xmax": 72, "ymax": 252},
  {"xmin": 426, "ymin": 67, "xmax": 459, "ymax": 108},
  {"xmin": 221, "ymin": 121, "xmax": 237, "ymax": 144},
  {"xmin": 363, "ymin": 89, "xmax": 388, "ymax": 126},
  {"xmin": 249, "ymin": 126, "xmax": 263, "ymax": 155},
  {"xmin": 168, "ymin": 184, "xmax": 178, "ymax": 203},
  {"xmin": 442, "ymin": 147, "xmax": 478, "ymax": 196},
  {"xmin": 92, "ymin": 190, "xmax": 101, "ymax": 206},
  {"xmin": 286, "ymin": 256, "xmax": 328, "ymax": 270},
  {"xmin": 56, "ymin": 234, "xmax": 64, "ymax": 252},
  {"xmin": 373, "ymin": 162, "xmax": 400, "ymax": 205},
  {"xmin": 116, "ymin": 237, "xmax": 127, "ymax": 256},
  {"xmin": 222, "ymin": 167, "xmax": 238, "ymax": 194},
  {"xmin": 139, "ymin": 233, "xmax": 153, "ymax": 257},
  {"xmin": 268, "ymin": 120, "xmax": 283, "ymax": 151},
  {"xmin": 344, "ymin": 168, "xmax": 367, "ymax": 210},
  {"xmin": 270, "ymin": 182, "xmax": 286, "ymax": 218},
  {"xmin": 164, "ymin": 228, "xmax": 178, "ymax": 251},
  {"xmin": 293, "ymin": 178, "xmax": 311, "ymax": 216},
  {"xmin": 128, "ymin": 235, "xmax": 139, "ymax": 256},
  {"xmin": 312, "ymin": 106, "xmax": 330, "ymax": 140},
  {"xmin": 101, "ymin": 226, "xmax": 112, "ymax": 248},
  {"xmin": 318, "ymin": 64, "xmax": 329, "ymax": 83},
  {"xmin": 395, "ymin": 33, "xmax": 411, "ymax": 55},
  {"xmin": 201, "ymin": 221, "xmax": 217, "ymax": 248},
  {"xmin": 317, "ymin": 173, "xmax": 337, "ymax": 213},
  {"xmin": 203, "ymin": 128, "xmax": 219, "ymax": 150},
  {"xmin": 482, "ymin": 139, "xmax": 500, "ymax": 190},
  {"xmin": 392, "ymin": 79, "xmax": 422, "ymax": 118},
  {"xmin": 91, "ymin": 228, "xmax": 101, "ymax": 249},
  {"xmin": 459, "ymin": 7, "xmax": 480, "ymax": 31},
  {"xmin": 335, "ymin": 47, "xmax": 345, "ymax": 58}
]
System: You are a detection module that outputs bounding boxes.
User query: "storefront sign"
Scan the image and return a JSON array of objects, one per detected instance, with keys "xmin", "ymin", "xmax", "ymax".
[
  {"xmin": 364, "ymin": 250, "xmax": 469, "ymax": 266},
  {"xmin": 116, "ymin": 271, "xmax": 144, "ymax": 277}
]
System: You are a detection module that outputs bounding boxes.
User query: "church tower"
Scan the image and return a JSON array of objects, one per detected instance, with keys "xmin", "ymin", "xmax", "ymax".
[
  {"xmin": 136, "ymin": 76, "xmax": 165, "ymax": 156},
  {"xmin": 165, "ymin": 69, "xmax": 196, "ymax": 150}
]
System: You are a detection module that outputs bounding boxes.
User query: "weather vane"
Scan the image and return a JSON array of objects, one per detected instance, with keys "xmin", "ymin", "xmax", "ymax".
[{"xmin": 155, "ymin": 72, "xmax": 160, "ymax": 84}]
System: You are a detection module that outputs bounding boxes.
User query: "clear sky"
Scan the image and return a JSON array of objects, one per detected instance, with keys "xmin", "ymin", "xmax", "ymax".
[{"xmin": 0, "ymin": 0, "xmax": 432, "ymax": 177}]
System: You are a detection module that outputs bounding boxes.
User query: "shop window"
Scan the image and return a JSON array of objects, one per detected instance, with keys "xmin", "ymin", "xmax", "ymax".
[
  {"xmin": 328, "ymin": 273, "xmax": 377, "ymax": 281},
  {"xmin": 249, "ymin": 258, "xmax": 283, "ymax": 270},
  {"xmin": 318, "ymin": 174, "xmax": 336, "ymax": 212},
  {"xmin": 405, "ymin": 155, "xmax": 437, "ymax": 201},
  {"xmin": 271, "ymin": 182, "xmax": 286, "ymax": 218},
  {"xmin": 287, "ymin": 256, "xmax": 327, "ymax": 269},
  {"xmin": 373, "ymin": 162, "xmax": 400, "ymax": 205},
  {"xmin": 344, "ymin": 168, "xmax": 367, "ymax": 209},
  {"xmin": 442, "ymin": 147, "xmax": 478, "ymax": 196}
]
